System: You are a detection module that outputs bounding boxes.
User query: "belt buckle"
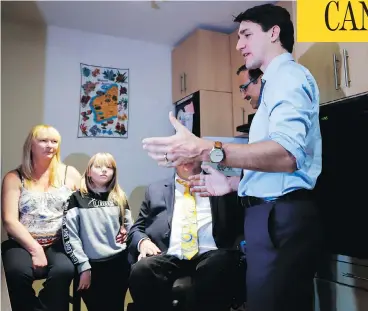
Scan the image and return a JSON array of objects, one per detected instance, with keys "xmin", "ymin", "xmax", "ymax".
[
  {"xmin": 248, "ymin": 196, "xmax": 257, "ymax": 207},
  {"xmin": 243, "ymin": 196, "xmax": 253, "ymax": 208},
  {"xmin": 240, "ymin": 197, "xmax": 248, "ymax": 208}
]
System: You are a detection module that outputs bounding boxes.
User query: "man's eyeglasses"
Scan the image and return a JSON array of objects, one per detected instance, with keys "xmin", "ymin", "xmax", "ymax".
[{"xmin": 239, "ymin": 77, "xmax": 259, "ymax": 94}]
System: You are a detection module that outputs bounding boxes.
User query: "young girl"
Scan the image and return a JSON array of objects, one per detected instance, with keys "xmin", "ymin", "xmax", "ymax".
[{"xmin": 62, "ymin": 152, "xmax": 133, "ymax": 311}]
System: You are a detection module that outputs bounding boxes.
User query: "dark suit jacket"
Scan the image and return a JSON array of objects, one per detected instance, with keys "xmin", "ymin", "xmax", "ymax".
[{"xmin": 127, "ymin": 177, "xmax": 244, "ymax": 262}]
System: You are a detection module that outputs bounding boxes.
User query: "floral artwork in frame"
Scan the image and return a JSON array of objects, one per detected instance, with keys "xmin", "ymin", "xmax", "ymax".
[{"xmin": 78, "ymin": 63, "xmax": 129, "ymax": 138}]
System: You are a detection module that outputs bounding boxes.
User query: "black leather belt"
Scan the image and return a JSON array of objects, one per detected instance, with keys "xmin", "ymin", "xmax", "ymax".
[{"xmin": 239, "ymin": 189, "xmax": 313, "ymax": 208}]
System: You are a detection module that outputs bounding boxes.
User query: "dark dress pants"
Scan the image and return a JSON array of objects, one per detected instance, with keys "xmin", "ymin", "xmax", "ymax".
[
  {"xmin": 1, "ymin": 239, "xmax": 75, "ymax": 311},
  {"xmin": 244, "ymin": 198, "xmax": 324, "ymax": 311},
  {"xmin": 129, "ymin": 249, "xmax": 242, "ymax": 311}
]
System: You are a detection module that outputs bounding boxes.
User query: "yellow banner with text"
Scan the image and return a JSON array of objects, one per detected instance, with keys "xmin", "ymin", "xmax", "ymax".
[{"xmin": 297, "ymin": 0, "xmax": 368, "ymax": 42}]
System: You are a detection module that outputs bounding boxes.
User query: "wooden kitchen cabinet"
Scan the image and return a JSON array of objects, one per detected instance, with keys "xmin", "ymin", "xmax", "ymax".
[
  {"xmin": 229, "ymin": 29, "xmax": 256, "ymax": 136},
  {"xmin": 277, "ymin": 1, "xmax": 368, "ymax": 104},
  {"xmin": 278, "ymin": 1, "xmax": 345, "ymax": 103},
  {"xmin": 199, "ymin": 90, "xmax": 234, "ymax": 137},
  {"xmin": 295, "ymin": 42, "xmax": 347, "ymax": 103},
  {"xmin": 295, "ymin": 42, "xmax": 368, "ymax": 104},
  {"xmin": 337, "ymin": 43, "xmax": 368, "ymax": 97},
  {"xmin": 172, "ymin": 41, "xmax": 186, "ymax": 104},
  {"xmin": 175, "ymin": 90, "xmax": 234, "ymax": 138},
  {"xmin": 171, "ymin": 29, "xmax": 232, "ymax": 103}
]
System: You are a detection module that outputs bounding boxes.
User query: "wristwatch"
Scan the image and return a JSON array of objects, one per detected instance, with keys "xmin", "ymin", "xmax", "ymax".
[{"xmin": 209, "ymin": 141, "xmax": 225, "ymax": 163}]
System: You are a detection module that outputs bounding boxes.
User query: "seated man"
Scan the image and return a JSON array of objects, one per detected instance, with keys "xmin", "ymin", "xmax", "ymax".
[{"xmin": 127, "ymin": 161, "xmax": 244, "ymax": 311}]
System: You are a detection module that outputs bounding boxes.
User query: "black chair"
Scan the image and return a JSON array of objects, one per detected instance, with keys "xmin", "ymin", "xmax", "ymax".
[
  {"xmin": 126, "ymin": 275, "xmax": 194, "ymax": 311},
  {"xmin": 171, "ymin": 275, "xmax": 192, "ymax": 310},
  {"xmin": 34, "ymin": 267, "xmax": 81, "ymax": 311}
]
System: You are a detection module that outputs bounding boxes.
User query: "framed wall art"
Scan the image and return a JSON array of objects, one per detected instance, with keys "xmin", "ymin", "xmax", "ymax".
[{"xmin": 78, "ymin": 63, "xmax": 129, "ymax": 138}]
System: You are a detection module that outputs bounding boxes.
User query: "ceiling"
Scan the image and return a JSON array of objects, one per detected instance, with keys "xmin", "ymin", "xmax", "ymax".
[{"xmin": 2, "ymin": 0, "xmax": 274, "ymax": 47}]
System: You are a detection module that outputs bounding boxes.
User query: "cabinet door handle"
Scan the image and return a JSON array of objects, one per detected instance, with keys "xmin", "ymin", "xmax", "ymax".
[
  {"xmin": 342, "ymin": 49, "xmax": 351, "ymax": 87},
  {"xmin": 333, "ymin": 53, "xmax": 340, "ymax": 90},
  {"xmin": 241, "ymin": 107, "xmax": 245, "ymax": 124},
  {"xmin": 342, "ymin": 272, "xmax": 368, "ymax": 282},
  {"xmin": 183, "ymin": 73, "xmax": 187, "ymax": 92},
  {"xmin": 180, "ymin": 74, "xmax": 183, "ymax": 93}
]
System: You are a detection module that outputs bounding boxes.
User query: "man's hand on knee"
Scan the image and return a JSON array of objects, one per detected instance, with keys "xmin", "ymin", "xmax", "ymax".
[{"xmin": 138, "ymin": 239, "xmax": 161, "ymax": 261}]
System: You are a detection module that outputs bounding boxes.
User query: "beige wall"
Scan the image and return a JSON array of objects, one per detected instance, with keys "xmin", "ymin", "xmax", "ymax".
[
  {"xmin": 1, "ymin": 20, "xmax": 47, "ymax": 311},
  {"xmin": 0, "ymin": 55, "xmax": 11, "ymax": 310},
  {"xmin": 1, "ymin": 20, "xmax": 47, "ymax": 183}
]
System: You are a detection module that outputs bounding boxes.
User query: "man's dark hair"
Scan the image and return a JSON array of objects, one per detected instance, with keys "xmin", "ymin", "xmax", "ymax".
[
  {"xmin": 236, "ymin": 65, "xmax": 247, "ymax": 75},
  {"xmin": 234, "ymin": 4, "xmax": 294, "ymax": 53},
  {"xmin": 237, "ymin": 65, "xmax": 263, "ymax": 81},
  {"xmin": 249, "ymin": 68, "xmax": 263, "ymax": 81}
]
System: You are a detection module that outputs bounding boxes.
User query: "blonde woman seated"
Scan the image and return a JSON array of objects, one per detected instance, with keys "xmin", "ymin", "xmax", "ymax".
[{"xmin": 1, "ymin": 125, "xmax": 81, "ymax": 311}]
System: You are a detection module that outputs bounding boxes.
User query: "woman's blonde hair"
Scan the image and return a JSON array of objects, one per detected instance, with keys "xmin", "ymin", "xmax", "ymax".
[
  {"xmin": 80, "ymin": 153, "xmax": 128, "ymax": 217},
  {"xmin": 21, "ymin": 124, "xmax": 62, "ymax": 188}
]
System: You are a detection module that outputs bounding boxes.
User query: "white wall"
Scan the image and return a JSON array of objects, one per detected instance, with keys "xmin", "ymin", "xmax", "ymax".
[{"xmin": 43, "ymin": 26, "xmax": 175, "ymax": 211}]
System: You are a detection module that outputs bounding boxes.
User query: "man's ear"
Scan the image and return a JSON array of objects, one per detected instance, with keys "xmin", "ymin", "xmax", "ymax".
[{"xmin": 270, "ymin": 25, "xmax": 281, "ymax": 43}]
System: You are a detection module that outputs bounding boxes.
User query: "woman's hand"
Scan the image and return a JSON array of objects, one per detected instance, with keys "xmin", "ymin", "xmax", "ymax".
[
  {"xmin": 116, "ymin": 226, "xmax": 127, "ymax": 244},
  {"xmin": 78, "ymin": 270, "xmax": 91, "ymax": 291},
  {"xmin": 30, "ymin": 245, "xmax": 48, "ymax": 269}
]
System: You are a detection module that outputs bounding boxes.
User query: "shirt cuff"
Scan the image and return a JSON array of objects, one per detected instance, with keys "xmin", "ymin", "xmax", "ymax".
[
  {"xmin": 137, "ymin": 238, "xmax": 150, "ymax": 252},
  {"xmin": 78, "ymin": 261, "xmax": 91, "ymax": 274},
  {"xmin": 270, "ymin": 132, "xmax": 306, "ymax": 170}
]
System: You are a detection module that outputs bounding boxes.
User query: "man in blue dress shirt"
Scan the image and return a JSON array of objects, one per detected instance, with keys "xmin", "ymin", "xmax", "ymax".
[{"xmin": 142, "ymin": 4, "xmax": 323, "ymax": 311}]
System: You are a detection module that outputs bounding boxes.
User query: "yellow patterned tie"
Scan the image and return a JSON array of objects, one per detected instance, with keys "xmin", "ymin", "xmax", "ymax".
[{"xmin": 177, "ymin": 179, "xmax": 199, "ymax": 260}]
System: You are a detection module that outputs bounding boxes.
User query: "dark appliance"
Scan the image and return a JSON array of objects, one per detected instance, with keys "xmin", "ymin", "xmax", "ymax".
[
  {"xmin": 314, "ymin": 92, "xmax": 368, "ymax": 259},
  {"xmin": 174, "ymin": 91, "xmax": 201, "ymax": 137},
  {"xmin": 236, "ymin": 113, "xmax": 255, "ymax": 133}
]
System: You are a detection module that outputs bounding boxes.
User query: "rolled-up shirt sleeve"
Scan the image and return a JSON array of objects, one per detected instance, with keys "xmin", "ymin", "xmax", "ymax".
[{"xmin": 266, "ymin": 71, "xmax": 316, "ymax": 170}]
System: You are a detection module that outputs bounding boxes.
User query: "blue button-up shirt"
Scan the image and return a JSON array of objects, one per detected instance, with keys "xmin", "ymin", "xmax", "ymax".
[{"xmin": 238, "ymin": 53, "xmax": 322, "ymax": 199}]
